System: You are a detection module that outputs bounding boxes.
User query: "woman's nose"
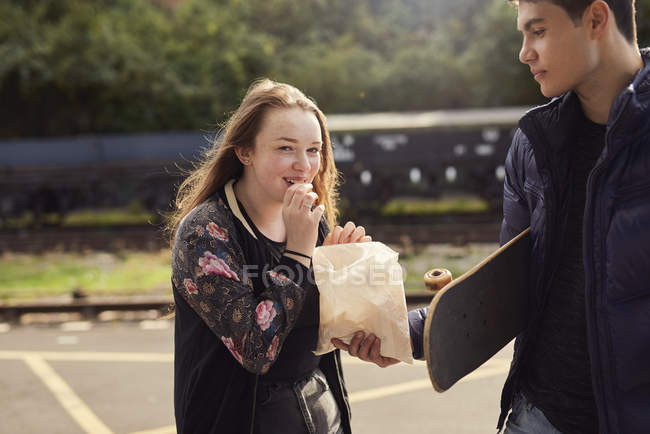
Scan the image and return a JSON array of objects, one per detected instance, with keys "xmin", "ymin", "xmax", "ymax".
[{"xmin": 293, "ymin": 152, "xmax": 310, "ymax": 170}]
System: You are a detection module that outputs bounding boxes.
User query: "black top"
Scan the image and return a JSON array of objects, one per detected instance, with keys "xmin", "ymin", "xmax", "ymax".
[
  {"xmin": 233, "ymin": 191, "xmax": 324, "ymax": 383},
  {"xmin": 522, "ymin": 111, "xmax": 605, "ymax": 433}
]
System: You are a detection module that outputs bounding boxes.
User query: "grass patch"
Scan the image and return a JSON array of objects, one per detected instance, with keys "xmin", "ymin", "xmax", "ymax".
[
  {"xmin": 0, "ymin": 243, "xmax": 499, "ymax": 301},
  {"xmin": 398, "ymin": 243, "xmax": 499, "ymax": 292},
  {"xmin": 63, "ymin": 208, "xmax": 157, "ymax": 226},
  {"xmin": 380, "ymin": 196, "xmax": 490, "ymax": 216},
  {"xmin": 0, "ymin": 250, "xmax": 172, "ymax": 301}
]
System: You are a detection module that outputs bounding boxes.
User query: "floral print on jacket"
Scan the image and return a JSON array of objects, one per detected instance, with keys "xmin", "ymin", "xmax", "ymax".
[{"xmin": 171, "ymin": 197, "xmax": 310, "ymax": 375}]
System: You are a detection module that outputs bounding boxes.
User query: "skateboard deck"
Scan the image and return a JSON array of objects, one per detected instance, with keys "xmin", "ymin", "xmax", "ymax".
[{"xmin": 423, "ymin": 228, "xmax": 531, "ymax": 392}]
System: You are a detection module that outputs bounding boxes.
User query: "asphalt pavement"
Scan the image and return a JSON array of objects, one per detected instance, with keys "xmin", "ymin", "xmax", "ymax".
[{"xmin": 1, "ymin": 319, "xmax": 513, "ymax": 434}]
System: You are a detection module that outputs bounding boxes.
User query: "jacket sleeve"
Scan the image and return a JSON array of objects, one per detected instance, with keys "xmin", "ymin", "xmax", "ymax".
[
  {"xmin": 500, "ymin": 128, "xmax": 531, "ymax": 245},
  {"xmin": 171, "ymin": 200, "xmax": 315, "ymax": 375},
  {"xmin": 408, "ymin": 307, "xmax": 428, "ymax": 360}
]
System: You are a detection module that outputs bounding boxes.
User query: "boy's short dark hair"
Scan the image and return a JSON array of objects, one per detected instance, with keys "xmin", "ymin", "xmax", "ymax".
[{"xmin": 509, "ymin": 0, "xmax": 636, "ymax": 43}]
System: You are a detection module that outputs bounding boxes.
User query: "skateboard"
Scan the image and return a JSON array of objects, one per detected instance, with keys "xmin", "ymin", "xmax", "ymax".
[{"xmin": 422, "ymin": 227, "xmax": 531, "ymax": 392}]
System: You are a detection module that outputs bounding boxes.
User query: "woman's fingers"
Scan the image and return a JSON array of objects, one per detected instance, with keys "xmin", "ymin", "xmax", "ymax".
[
  {"xmin": 282, "ymin": 183, "xmax": 322, "ymax": 257},
  {"xmin": 330, "ymin": 225, "xmax": 343, "ymax": 244},
  {"xmin": 301, "ymin": 191, "xmax": 319, "ymax": 210},
  {"xmin": 312, "ymin": 204, "xmax": 325, "ymax": 221},
  {"xmin": 325, "ymin": 223, "xmax": 371, "ymax": 245},
  {"xmin": 339, "ymin": 221, "xmax": 356, "ymax": 243},
  {"xmin": 349, "ymin": 225, "xmax": 366, "ymax": 243},
  {"xmin": 285, "ymin": 183, "xmax": 313, "ymax": 209}
]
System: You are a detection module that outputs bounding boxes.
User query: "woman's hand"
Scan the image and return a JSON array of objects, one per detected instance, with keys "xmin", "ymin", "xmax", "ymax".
[
  {"xmin": 332, "ymin": 332, "xmax": 400, "ymax": 368},
  {"xmin": 282, "ymin": 183, "xmax": 323, "ymax": 265},
  {"xmin": 323, "ymin": 221, "xmax": 372, "ymax": 246}
]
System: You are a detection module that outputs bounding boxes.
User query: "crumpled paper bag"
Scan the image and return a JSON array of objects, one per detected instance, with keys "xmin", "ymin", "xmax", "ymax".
[{"xmin": 312, "ymin": 242, "xmax": 413, "ymax": 364}]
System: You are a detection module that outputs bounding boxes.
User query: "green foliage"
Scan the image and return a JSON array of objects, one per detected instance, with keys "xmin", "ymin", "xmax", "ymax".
[{"xmin": 1, "ymin": 0, "xmax": 649, "ymax": 137}]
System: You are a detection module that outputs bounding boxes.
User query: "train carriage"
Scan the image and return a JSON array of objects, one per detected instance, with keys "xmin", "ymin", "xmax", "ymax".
[{"xmin": 0, "ymin": 107, "xmax": 529, "ymax": 226}]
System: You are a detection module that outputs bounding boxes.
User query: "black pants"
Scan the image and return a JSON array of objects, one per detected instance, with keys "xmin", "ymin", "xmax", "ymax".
[{"xmin": 255, "ymin": 368, "xmax": 343, "ymax": 434}]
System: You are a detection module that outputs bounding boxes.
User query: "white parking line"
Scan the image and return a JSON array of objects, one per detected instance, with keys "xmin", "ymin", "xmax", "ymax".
[
  {"xmin": 349, "ymin": 359, "xmax": 510, "ymax": 403},
  {"xmin": 1, "ymin": 349, "xmax": 510, "ymax": 433},
  {"xmin": 23, "ymin": 355, "xmax": 114, "ymax": 434},
  {"xmin": 0, "ymin": 351, "xmax": 172, "ymax": 362},
  {"xmin": 61, "ymin": 321, "xmax": 92, "ymax": 332},
  {"xmin": 129, "ymin": 425, "xmax": 176, "ymax": 434},
  {"xmin": 139, "ymin": 320, "xmax": 170, "ymax": 330},
  {"xmin": 57, "ymin": 335, "xmax": 80, "ymax": 345}
]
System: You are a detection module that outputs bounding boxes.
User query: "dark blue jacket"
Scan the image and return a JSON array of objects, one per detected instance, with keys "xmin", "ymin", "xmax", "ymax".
[{"xmin": 409, "ymin": 47, "xmax": 650, "ymax": 433}]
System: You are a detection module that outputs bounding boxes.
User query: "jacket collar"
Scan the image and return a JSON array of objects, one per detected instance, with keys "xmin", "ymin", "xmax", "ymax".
[
  {"xmin": 224, "ymin": 179, "xmax": 258, "ymax": 239},
  {"xmin": 606, "ymin": 47, "xmax": 650, "ymax": 155}
]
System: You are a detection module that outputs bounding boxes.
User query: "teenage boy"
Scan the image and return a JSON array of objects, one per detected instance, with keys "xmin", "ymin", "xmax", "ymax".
[{"xmin": 334, "ymin": 1, "xmax": 650, "ymax": 432}]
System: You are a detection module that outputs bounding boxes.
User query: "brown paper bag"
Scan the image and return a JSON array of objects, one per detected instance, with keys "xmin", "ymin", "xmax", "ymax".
[{"xmin": 312, "ymin": 242, "xmax": 413, "ymax": 364}]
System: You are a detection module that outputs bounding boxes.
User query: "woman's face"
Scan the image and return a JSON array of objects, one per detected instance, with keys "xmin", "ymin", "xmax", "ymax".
[{"xmin": 243, "ymin": 107, "xmax": 323, "ymax": 203}]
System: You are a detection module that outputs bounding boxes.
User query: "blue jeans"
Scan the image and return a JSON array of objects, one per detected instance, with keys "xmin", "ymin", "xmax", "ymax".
[{"xmin": 502, "ymin": 392, "xmax": 563, "ymax": 434}]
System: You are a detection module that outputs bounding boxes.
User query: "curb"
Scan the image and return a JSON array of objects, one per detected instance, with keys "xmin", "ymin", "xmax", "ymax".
[{"xmin": 0, "ymin": 293, "xmax": 434, "ymax": 324}]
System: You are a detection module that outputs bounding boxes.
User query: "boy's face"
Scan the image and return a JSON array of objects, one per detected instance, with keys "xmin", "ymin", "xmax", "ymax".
[{"xmin": 517, "ymin": 1, "xmax": 597, "ymax": 97}]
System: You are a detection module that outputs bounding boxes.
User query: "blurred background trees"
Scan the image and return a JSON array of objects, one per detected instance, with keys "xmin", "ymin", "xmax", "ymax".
[{"xmin": 1, "ymin": 0, "xmax": 649, "ymax": 137}]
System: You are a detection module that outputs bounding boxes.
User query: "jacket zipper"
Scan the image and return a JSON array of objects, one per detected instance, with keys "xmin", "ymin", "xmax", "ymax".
[
  {"xmin": 583, "ymin": 162, "xmax": 607, "ymax": 432},
  {"xmin": 583, "ymin": 89, "xmax": 631, "ymax": 433},
  {"xmin": 249, "ymin": 374, "xmax": 259, "ymax": 434}
]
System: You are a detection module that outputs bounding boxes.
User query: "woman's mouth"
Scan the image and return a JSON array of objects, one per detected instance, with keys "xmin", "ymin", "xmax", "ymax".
[{"xmin": 284, "ymin": 177, "xmax": 307, "ymax": 186}]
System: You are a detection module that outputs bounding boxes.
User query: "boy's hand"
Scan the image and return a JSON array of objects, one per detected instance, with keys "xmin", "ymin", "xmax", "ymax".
[{"xmin": 332, "ymin": 332, "xmax": 400, "ymax": 368}]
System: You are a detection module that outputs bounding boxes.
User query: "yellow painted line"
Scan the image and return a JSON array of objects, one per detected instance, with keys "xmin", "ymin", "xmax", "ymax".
[
  {"xmin": 23, "ymin": 355, "xmax": 114, "ymax": 434},
  {"xmin": 0, "ymin": 351, "xmax": 172, "ymax": 362},
  {"xmin": 349, "ymin": 360, "xmax": 510, "ymax": 403},
  {"xmin": 129, "ymin": 425, "xmax": 176, "ymax": 434}
]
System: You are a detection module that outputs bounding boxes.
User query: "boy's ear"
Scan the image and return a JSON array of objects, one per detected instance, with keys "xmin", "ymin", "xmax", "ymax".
[{"xmin": 587, "ymin": 0, "xmax": 610, "ymax": 39}]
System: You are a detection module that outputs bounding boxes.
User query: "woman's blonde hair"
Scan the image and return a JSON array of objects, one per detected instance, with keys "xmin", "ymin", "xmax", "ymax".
[{"xmin": 165, "ymin": 79, "xmax": 339, "ymax": 243}]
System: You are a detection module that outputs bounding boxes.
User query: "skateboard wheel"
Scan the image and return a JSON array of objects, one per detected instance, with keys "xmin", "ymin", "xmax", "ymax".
[{"xmin": 424, "ymin": 268, "xmax": 452, "ymax": 293}]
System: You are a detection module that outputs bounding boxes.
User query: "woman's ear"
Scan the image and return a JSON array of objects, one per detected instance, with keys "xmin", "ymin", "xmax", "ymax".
[{"xmin": 235, "ymin": 147, "xmax": 253, "ymax": 166}]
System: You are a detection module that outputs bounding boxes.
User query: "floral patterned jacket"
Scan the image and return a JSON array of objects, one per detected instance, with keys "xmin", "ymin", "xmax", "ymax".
[
  {"xmin": 171, "ymin": 181, "xmax": 351, "ymax": 434},
  {"xmin": 172, "ymin": 195, "xmax": 316, "ymax": 374}
]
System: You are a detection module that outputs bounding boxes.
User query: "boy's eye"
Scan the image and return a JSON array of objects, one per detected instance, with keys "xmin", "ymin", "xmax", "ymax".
[{"xmin": 533, "ymin": 29, "xmax": 545, "ymax": 36}]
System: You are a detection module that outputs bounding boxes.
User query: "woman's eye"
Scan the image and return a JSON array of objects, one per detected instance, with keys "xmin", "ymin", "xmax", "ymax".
[
  {"xmin": 308, "ymin": 147, "xmax": 321, "ymax": 153},
  {"xmin": 279, "ymin": 146, "xmax": 292, "ymax": 151}
]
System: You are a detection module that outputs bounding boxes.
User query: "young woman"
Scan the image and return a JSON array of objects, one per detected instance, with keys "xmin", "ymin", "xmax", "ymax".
[{"xmin": 167, "ymin": 79, "xmax": 368, "ymax": 434}]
